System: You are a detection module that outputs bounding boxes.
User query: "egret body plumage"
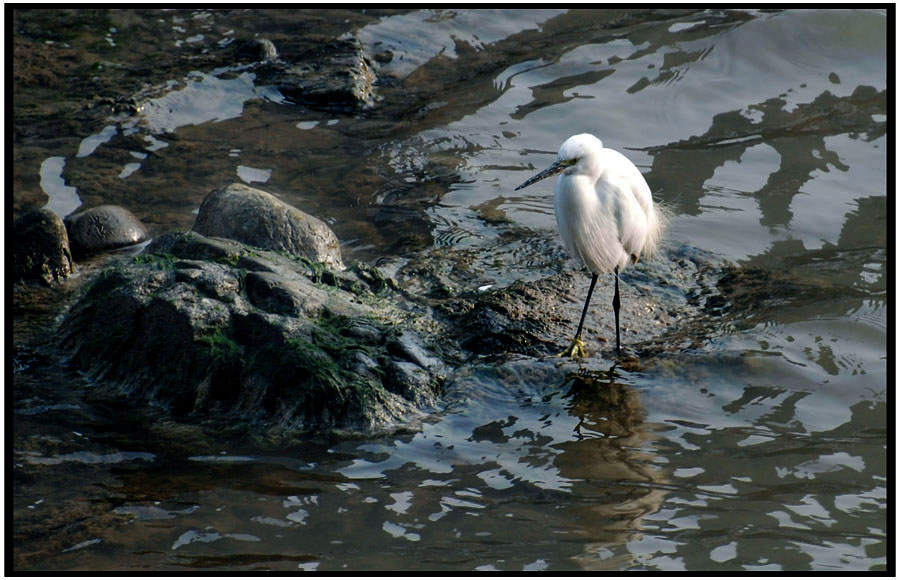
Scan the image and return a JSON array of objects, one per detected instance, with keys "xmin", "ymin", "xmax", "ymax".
[{"xmin": 515, "ymin": 133, "xmax": 664, "ymax": 358}]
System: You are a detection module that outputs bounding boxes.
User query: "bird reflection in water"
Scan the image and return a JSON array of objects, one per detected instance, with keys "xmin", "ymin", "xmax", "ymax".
[
  {"xmin": 563, "ymin": 367, "xmax": 645, "ymax": 439},
  {"xmin": 554, "ymin": 367, "xmax": 669, "ymax": 570}
]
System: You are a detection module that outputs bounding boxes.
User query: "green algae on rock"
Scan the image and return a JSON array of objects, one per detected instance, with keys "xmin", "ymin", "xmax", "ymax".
[{"xmin": 59, "ymin": 230, "xmax": 444, "ymax": 438}]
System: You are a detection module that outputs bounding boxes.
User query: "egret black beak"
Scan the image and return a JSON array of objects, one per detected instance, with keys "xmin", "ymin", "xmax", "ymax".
[{"xmin": 514, "ymin": 160, "xmax": 569, "ymax": 191}]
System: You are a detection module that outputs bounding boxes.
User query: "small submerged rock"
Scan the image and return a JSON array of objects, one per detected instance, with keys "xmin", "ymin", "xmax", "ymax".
[
  {"xmin": 64, "ymin": 205, "xmax": 148, "ymax": 257},
  {"xmin": 14, "ymin": 209, "xmax": 75, "ymax": 285}
]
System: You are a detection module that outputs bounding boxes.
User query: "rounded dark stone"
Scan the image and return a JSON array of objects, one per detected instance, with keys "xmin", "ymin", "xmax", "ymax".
[
  {"xmin": 64, "ymin": 205, "xmax": 148, "ymax": 256},
  {"xmin": 232, "ymin": 38, "xmax": 278, "ymax": 62},
  {"xmin": 373, "ymin": 50, "xmax": 393, "ymax": 64}
]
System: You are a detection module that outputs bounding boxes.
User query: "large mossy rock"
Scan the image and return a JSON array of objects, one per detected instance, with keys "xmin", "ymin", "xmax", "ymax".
[
  {"xmin": 193, "ymin": 183, "xmax": 343, "ymax": 270},
  {"xmin": 58, "ymin": 231, "xmax": 445, "ymax": 438}
]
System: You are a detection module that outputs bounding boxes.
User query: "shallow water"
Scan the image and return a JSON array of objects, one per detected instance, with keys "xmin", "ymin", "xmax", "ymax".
[{"xmin": 12, "ymin": 8, "xmax": 887, "ymax": 571}]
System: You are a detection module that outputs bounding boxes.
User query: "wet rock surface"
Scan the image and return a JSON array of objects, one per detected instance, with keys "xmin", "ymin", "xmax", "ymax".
[
  {"xmin": 13, "ymin": 209, "xmax": 75, "ymax": 285},
  {"xmin": 450, "ymin": 274, "xmax": 577, "ymax": 357},
  {"xmin": 255, "ymin": 36, "xmax": 376, "ymax": 110},
  {"xmin": 64, "ymin": 205, "xmax": 148, "ymax": 257},
  {"xmin": 58, "ymin": 230, "xmax": 445, "ymax": 439},
  {"xmin": 193, "ymin": 183, "xmax": 344, "ymax": 271},
  {"xmin": 443, "ymin": 245, "xmax": 722, "ymax": 364},
  {"xmin": 42, "ymin": 199, "xmax": 734, "ymax": 441}
]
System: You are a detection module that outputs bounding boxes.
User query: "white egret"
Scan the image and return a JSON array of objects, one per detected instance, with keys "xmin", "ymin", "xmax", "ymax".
[{"xmin": 515, "ymin": 133, "xmax": 664, "ymax": 358}]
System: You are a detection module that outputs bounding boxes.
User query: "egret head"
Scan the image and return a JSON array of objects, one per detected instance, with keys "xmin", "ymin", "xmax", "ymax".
[{"xmin": 514, "ymin": 133, "xmax": 604, "ymax": 191}]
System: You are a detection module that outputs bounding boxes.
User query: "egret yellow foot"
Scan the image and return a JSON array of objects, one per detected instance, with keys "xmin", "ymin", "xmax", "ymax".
[{"xmin": 556, "ymin": 335, "xmax": 588, "ymax": 359}]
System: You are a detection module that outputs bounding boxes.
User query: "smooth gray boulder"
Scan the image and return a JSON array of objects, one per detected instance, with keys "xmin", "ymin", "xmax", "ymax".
[
  {"xmin": 193, "ymin": 183, "xmax": 344, "ymax": 270},
  {"xmin": 64, "ymin": 205, "xmax": 148, "ymax": 256},
  {"xmin": 14, "ymin": 209, "xmax": 75, "ymax": 285}
]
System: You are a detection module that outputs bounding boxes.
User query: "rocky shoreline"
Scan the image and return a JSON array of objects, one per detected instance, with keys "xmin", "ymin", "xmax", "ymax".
[
  {"xmin": 12, "ymin": 9, "xmax": 738, "ymax": 440},
  {"xmin": 15, "ymin": 179, "xmax": 737, "ymax": 440}
]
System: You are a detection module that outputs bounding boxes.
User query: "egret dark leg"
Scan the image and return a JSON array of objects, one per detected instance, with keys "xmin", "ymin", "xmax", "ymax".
[
  {"xmin": 575, "ymin": 273, "xmax": 598, "ymax": 339},
  {"xmin": 558, "ymin": 273, "xmax": 598, "ymax": 359},
  {"xmin": 613, "ymin": 266, "xmax": 621, "ymax": 357}
]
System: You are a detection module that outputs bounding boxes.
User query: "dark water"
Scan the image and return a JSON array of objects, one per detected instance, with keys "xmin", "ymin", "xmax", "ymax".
[{"xmin": 13, "ymin": 9, "xmax": 887, "ymax": 571}]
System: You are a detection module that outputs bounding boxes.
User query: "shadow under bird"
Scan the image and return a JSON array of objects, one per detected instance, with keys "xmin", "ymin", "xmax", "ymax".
[{"xmin": 515, "ymin": 133, "xmax": 664, "ymax": 358}]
